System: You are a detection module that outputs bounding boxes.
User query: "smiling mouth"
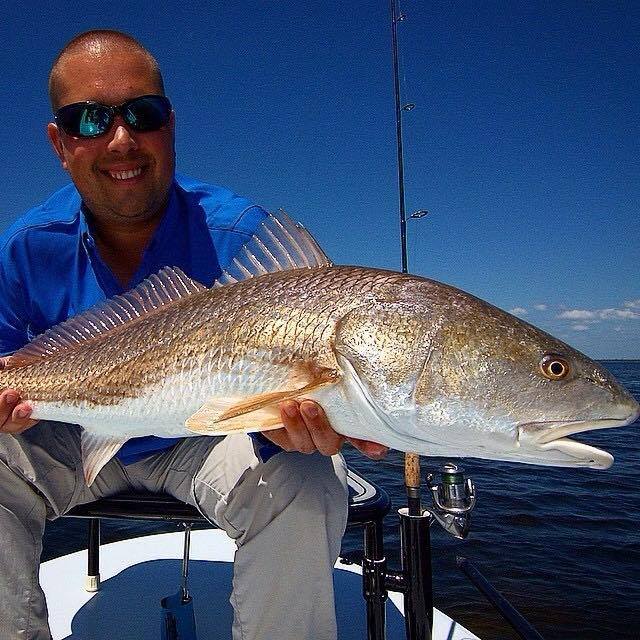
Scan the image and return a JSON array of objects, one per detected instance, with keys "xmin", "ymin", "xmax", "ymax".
[{"xmin": 107, "ymin": 167, "xmax": 144, "ymax": 181}]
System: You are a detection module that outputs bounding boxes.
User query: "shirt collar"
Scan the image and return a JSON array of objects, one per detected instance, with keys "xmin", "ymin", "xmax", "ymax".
[
  {"xmin": 78, "ymin": 180, "xmax": 180, "ymax": 244},
  {"xmin": 78, "ymin": 179, "xmax": 182, "ymax": 293}
]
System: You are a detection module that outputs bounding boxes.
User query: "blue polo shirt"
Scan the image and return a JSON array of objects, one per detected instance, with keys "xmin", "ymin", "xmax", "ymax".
[{"xmin": 0, "ymin": 174, "xmax": 280, "ymax": 464}]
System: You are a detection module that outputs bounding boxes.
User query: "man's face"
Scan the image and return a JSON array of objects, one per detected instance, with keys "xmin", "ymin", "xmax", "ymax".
[{"xmin": 47, "ymin": 48, "xmax": 175, "ymax": 226}]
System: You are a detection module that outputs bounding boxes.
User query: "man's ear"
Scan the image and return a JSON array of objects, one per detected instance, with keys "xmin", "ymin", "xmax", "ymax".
[{"xmin": 47, "ymin": 122, "xmax": 68, "ymax": 170}]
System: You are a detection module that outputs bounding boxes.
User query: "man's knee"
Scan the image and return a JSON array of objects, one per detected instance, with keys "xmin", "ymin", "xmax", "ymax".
[
  {"xmin": 239, "ymin": 450, "xmax": 347, "ymax": 512},
  {"xmin": 0, "ymin": 426, "xmax": 81, "ymax": 518},
  {"xmin": 0, "ymin": 456, "xmax": 47, "ymax": 527},
  {"xmin": 271, "ymin": 451, "xmax": 348, "ymax": 500},
  {"xmin": 198, "ymin": 451, "xmax": 348, "ymax": 544}
]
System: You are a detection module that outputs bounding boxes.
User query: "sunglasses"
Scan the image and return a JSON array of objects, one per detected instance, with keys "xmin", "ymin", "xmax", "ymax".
[{"xmin": 54, "ymin": 94, "xmax": 172, "ymax": 138}]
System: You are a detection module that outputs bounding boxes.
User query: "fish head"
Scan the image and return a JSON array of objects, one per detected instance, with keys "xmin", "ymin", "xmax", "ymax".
[{"xmin": 410, "ymin": 287, "xmax": 640, "ymax": 469}]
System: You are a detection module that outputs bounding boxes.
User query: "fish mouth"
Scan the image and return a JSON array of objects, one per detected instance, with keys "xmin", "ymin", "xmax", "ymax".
[{"xmin": 518, "ymin": 408, "xmax": 639, "ymax": 470}]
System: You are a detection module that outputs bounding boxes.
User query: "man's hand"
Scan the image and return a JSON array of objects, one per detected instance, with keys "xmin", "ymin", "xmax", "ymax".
[
  {"xmin": 0, "ymin": 358, "xmax": 37, "ymax": 434},
  {"xmin": 0, "ymin": 389, "xmax": 37, "ymax": 434},
  {"xmin": 264, "ymin": 399, "xmax": 388, "ymax": 460}
]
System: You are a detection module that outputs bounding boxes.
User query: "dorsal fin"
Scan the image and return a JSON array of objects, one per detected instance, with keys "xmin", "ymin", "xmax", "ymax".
[
  {"xmin": 214, "ymin": 209, "xmax": 332, "ymax": 287},
  {"xmin": 6, "ymin": 267, "xmax": 206, "ymax": 368}
]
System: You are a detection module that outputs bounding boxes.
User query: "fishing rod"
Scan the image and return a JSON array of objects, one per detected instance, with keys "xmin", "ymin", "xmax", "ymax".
[
  {"xmin": 389, "ymin": 0, "xmax": 421, "ymax": 519},
  {"xmin": 389, "ymin": 0, "xmax": 476, "ymax": 529},
  {"xmin": 385, "ymin": 3, "xmax": 477, "ymax": 638},
  {"xmin": 388, "ymin": 4, "xmax": 434, "ymax": 637}
]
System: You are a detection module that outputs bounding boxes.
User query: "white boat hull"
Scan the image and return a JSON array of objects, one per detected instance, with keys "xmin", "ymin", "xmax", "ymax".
[{"xmin": 41, "ymin": 530, "xmax": 480, "ymax": 639}]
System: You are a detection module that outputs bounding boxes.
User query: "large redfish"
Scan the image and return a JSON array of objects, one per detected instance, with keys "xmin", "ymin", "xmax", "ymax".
[{"xmin": 1, "ymin": 213, "xmax": 637, "ymax": 484}]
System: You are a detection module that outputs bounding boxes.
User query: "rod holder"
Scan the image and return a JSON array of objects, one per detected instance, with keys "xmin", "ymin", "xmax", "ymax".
[
  {"xmin": 362, "ymin": 519, "xmax": 388, "ymax": 640},
  {"xmin": 399, "ymin": 507, "xmax": 434, "ymax": 640}
]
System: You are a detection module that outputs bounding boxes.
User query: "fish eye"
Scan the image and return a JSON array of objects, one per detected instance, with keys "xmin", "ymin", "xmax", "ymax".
[{"xmin": 540, "ymin": 354, "xmax": 570, "ymax": 380}]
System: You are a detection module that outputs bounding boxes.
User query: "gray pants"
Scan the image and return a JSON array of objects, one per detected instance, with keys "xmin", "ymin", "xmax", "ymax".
[{"xmin": 0, "ymin": 422, "xmax": 349, "ymax": 640}]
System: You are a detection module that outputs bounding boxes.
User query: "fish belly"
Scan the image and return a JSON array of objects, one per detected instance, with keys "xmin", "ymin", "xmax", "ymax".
[
  {"xmin": 29, "ymin": 393, "xmax": 198, "ymax": 439},
  {"xmin": 29, "ymin": 358, "xmax": 302, "ymax": 439}
]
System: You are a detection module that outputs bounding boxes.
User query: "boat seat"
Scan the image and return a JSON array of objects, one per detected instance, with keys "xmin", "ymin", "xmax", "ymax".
[{"xmin": 64, "ymin": 467, "xmax": 391, "ymax": 591}]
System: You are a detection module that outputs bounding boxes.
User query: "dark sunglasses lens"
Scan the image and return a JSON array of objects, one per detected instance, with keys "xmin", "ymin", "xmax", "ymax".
[
  {"xmin": 124, "ymin": 96, "xmax": 171, "ymax": 131},
  {"xmin": 57, "ymin": 103, "xmax": 112, "ymax": 137}
]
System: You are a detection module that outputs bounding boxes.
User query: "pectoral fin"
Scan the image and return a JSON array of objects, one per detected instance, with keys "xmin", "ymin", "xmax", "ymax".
[
  {"xmin": 185, "ymin": 368, "xmax": 340, "ymax": 435},
  {"xmin": 186, "ymin": 397, "xmax": 284, "ymax": 434},
  {"xmin": 81, "ymin": 432, "xmax": 129, "ymax": 486}
]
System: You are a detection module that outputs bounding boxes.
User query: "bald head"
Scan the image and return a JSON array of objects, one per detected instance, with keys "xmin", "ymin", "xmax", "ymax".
[{"xmin": 48, "ymin": 30, "xmax": 165, "ymax": 111}]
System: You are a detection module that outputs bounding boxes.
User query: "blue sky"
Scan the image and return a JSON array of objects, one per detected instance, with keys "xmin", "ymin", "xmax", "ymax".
[{"xmin": 1, "ymin": 2, "xmax": 638, "ymax": 358}]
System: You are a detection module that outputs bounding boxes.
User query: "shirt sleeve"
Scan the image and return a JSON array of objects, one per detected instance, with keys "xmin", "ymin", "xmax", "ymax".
[
  {"xmin": 250, "ymin": 431, "xmax": 283, "ymax": 463},
  {"xmin": 212, "ymin": 204, "xmax": 270, "ymax": 272},
  {"xmin": 0, "ymin": 235, "xmax": 31, "ymax": 355}
]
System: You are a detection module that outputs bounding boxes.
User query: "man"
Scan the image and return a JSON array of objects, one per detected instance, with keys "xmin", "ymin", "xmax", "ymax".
[{"xmin": 0, "ymin": 30, "xmax": 386, "ymax": 640}]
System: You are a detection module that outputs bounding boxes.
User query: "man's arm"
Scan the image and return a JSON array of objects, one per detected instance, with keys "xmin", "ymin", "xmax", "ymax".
[{"xmin": 0, "ymin": 240, "xmax": 38, "ymax": 434}]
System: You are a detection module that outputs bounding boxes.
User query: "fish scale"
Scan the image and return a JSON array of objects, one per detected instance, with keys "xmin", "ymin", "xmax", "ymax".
[{"xmin": 1, "ymin": 266, "xmax": 401, "ymax": 406}]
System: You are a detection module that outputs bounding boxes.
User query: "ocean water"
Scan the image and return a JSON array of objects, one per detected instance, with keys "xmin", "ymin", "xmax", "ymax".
[{"xmin": 42, "ymin": 360, "xmax": 640, "ymax": 639}]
